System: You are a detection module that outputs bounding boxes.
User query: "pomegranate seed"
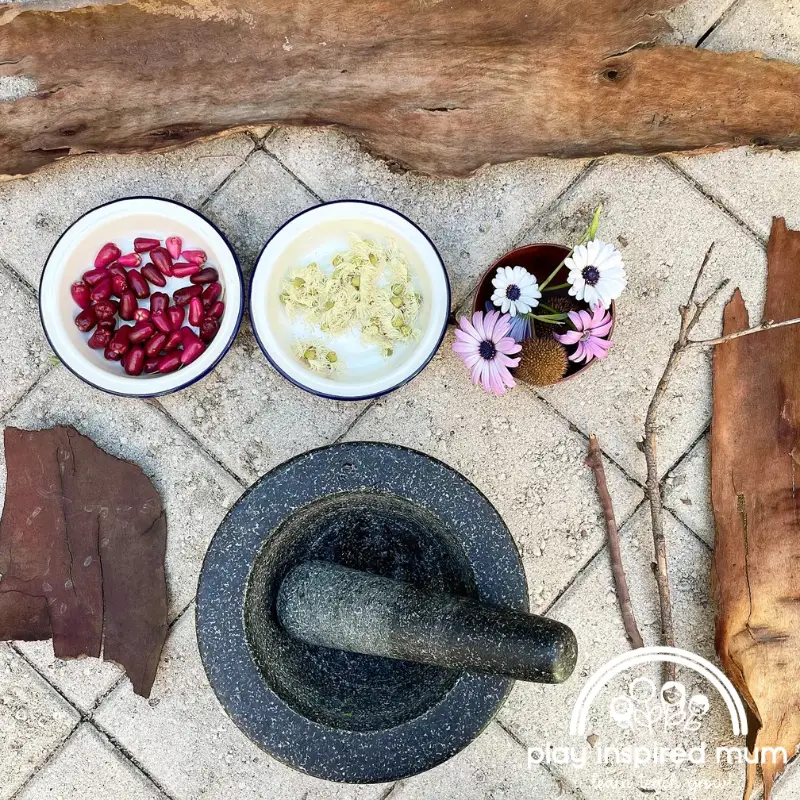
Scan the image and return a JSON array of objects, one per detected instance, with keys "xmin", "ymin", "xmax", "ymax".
[
  {"xmin": 83, "ymin": 268, "xmax": 110, "ymax": 287},
  {"xmin": 166, "ymin": 237, "xmax": 182, "ymax": 260},
  {"xmin": 150, "ymin": 247, "xmax": 173, "ymax": 276},
  {"xmin": 94, "ymin": 242, "xmax": 121, "ymax": 269},
  {"xmin": 168, "ymin": 305, "xmax": 185, "ymax": 330},
  {"xmin": 74, "ymin": 308, "xmax": 98, "ymax": 332},
  {"xmin": 190, "ymin": 267, "xmax": 218, "ymax": 285},
  {"xmin": 87, "ymin": 326, "xmax": 112, "ymax": 349},
  {"xmin": 150, "ymin": 292, "xmax": 169, "ymax": 315},
  {"xmin": 117, "ymin": 252, "xmax": 142, "ymax": 268},
  {"xmin": 127, "ymin": 269, "xmax": 151, "ymax": 299},
  {"xmin": 109, "ymin": 325, "xmax": 132, "ymax": 355},
  {"xmin": 90, "ymin": 278, "xmax": 113, "ymax": 302},
  {"xmin": 144, "ymin": 358, "xmax": 160, "ymax": 374},
  {"xmin": 157, "ymin": 352, "xmax": 182, "ymax": 373},
  {"xmin": 134, "ymin": 237, "xmax": 160, "ymax": 253},
  {"xmin": 201, "ymin": 282, "xmax": 222, "ymax": 308},
  {"xmin": 97, "ymin": 318, "xmax": 117, "ymax": 332},
  {"xmin": 164, "ymin": 330, "xmax": 184, "ymax": 351},
  {"xmin": 119, "ymin": 291, "xmax": 138, "ymax": 321},
  {"xmin": 181, "ymin": 249, "xmax": 207, "ymax": 266},
  {"xmin": 111, "ymin": 273, "xmax": 128, "ymax": 297},
  {"xmin": 199, "ymin": 317, "xmax": 219, "ymax": 343},
  {"xmin": 129, "ymin": 321, "xmax": 155, "ymax": 345},
  {"xmin": 208, "ymin": 301, "xmax": 224, "ymax": 320},
  {"xmin": 173, "ymin": 285, "xmax": 202, "ymax": 306},
  {"xmin": 108, "ymin": 263, "xmax": 127, "ymax": 279},
  {"xmin": 70, "ymin": 281, "xmax": 91, "ymax": 309},
  {"xmin": 181, "ymin": 337, "xmax": 206, "ymax": 365},
  {"xmin": 93, "ymin": 299, "xmax": 118, "ymax": 322},
  {"xmin": 171, "ymin": 262, "xmax": 200, "ymax": 278},
  {"xmin": 188, "ymin": 296, "xmax": 205, "ymax": 326},
  {"xmin": 104, "ymin": 346, "xmax": 123, "ymax": 362},
  {"xmin": 133, "ymin": 308, "xmax": 151, "ymax": 323},
  {"xmin": 123, "ymin": 346, "xmax": 145, "ymax": 376},
  {"xmin": 151, "ymin": 310, "xmax": 172, "ymax": 334},
  {"xmin": 144, "ymin": 332, "xmax": 168, "ymax": 358},
  {"xmin": 141, "ymin": 264, "xmax": 167, "ymax": 287}
]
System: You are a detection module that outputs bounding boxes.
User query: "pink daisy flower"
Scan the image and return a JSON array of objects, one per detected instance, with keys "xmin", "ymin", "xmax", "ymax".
[
  {"xmin": 453, "ymin": 310, "xmax": 521, "ymax": 395},
  {"xmin": 554, "ymin": 306, "xmax": 613, "ymax": 363}
]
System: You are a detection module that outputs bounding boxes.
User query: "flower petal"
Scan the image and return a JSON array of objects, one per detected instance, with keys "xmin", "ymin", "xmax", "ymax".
[{"xmin": 554, "ymin": 330, "xmax": 582, "ymax": 345}]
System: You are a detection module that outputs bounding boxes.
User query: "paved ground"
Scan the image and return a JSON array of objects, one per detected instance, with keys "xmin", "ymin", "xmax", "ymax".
[{"xmin": 2, "ymin": 1, "xmax": 800, "ymax": 798}]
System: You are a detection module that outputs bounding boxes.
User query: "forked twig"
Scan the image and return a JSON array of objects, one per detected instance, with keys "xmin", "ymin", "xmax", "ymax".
[{"xmin": 586, "ymin": 434, "xmax": 644, "ymax": 649}]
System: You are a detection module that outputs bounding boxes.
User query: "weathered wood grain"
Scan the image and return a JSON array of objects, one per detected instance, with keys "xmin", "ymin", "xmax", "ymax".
[
  {"xmin": 712, "ymin": 219, "xmax": 800, "ymax": 799},
  {"xmin": 2, "ymin": 0, "xmax": 800, "ymax": 177}
]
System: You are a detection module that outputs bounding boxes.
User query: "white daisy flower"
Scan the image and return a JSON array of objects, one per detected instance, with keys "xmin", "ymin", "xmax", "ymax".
[
  {"xmin": 490, "ymin": 265, "xmax": 541, "ymax": 317},
  {"xmin": 566, "ymin": 239, "xmax": 627, "ymax": 310}
]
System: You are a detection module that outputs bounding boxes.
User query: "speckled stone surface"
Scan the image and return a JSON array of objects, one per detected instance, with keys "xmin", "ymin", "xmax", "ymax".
[
  {"xmin": 277, "ymin": 560, "xmax": 577, "ymax": 683},
  {"xmin": 196, "ymin": 442, "xmax": 529, "ymax": 783}
]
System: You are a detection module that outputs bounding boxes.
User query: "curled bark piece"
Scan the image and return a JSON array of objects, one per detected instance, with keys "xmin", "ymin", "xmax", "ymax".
[
  {"xmin": 586, "ymin": 434, "xmax": 643, "ymax": 650},
  {"xmin": 0, "ymin": 426, "xmax": 167, "ymax": 697},
  {"xmin": 3, "ymin": 0, "xmax": 800, "ymax": 177},
  {"xmin": 712, "ymin": 218, "xmax": 800, "ymax": 799}
]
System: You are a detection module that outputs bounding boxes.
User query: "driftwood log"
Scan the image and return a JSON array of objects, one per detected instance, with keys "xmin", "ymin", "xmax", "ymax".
[
  {"xmin": 712, "ymin": 219, "xmax": 800, "ymax": 799},
  {"xmin": 0, "ymin": 426, "xmax": 167, "ymax": 697},
  {"xmin": 3, "ymin": 0, "xmax": 800, "ymax": 178}
]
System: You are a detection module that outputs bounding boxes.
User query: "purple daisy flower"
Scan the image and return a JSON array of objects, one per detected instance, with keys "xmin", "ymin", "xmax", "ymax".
[
  {"xmin": 554, "ymin": 306, "xmax": 613, "ymax": 363},
  {"xmin": 453, "ymin": 310, "xmax": 522, "ymax": 395},
  {"xmin": 485, "ymin": 300, "xmax": 532, "ymax": 342}
]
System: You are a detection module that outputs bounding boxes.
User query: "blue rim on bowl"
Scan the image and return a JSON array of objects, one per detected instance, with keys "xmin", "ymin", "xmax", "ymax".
[
  {"xmin": 248, "ymin": 200, "xmax": 451, "ymax": 401},
  {"xmin": 40, "ymin": 196, "xmax": 244, "ymax": 398}
]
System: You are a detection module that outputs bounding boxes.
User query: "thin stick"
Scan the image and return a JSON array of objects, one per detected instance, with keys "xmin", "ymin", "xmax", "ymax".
[
  {"xmin": 688, "ymin": 315, "xmax": 800, "ymax": 347},
  {"xmin": 586, "ymin": 435, "xmax": 644, "ymax": 649},
  {"xmin": 644, "ymin": 243, "xmax": 724, "ymax": 682}
]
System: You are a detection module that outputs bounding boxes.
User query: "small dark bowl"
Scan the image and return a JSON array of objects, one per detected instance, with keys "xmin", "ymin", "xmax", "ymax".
[{"xmin": 472, "ymin": 243, "xmax": 616, "ymax": 384}]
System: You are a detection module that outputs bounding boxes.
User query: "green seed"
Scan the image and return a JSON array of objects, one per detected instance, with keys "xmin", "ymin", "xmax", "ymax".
[
  {"xmin": 369, "ymin": 253, "xmax": 378, "ymax": 266},
  {"xmin": 304, "ymin": 347, "xmax": 317, "ymax": 361},
  {"xmin": 332, "ymin": 255, "xmax": 343, "ymax": 266},
  {"xmin": 326, "ymin": 351, "xmax": 338, "ymax": 363},
  {"xmin": 293, "ymin": 277, "xmax": 305, "ymax": 289},
  {"xmin": 351, "ymin": 276, "xmax": 360, "ymax": 289},
  {"xmin": 279, "ymin": 293, "xmax": 289, "ymax": 304},
  {"xmin": 390, "ymin": 296, "xmax": 403, "ymax": 308},
  {"xmin": 392, "ymin": 283, "xmax": 404, "ymax": 296},
  {"xmin": 324, "ymin": 300, "xmax": 335, "ymax": 310},
  {"xmin": 392, "ymin": 316, "xmax": 404, "ymax": 329},
  {"xmin": 400, "ymin": 325, "xmax": 411, "ymax": 337}
]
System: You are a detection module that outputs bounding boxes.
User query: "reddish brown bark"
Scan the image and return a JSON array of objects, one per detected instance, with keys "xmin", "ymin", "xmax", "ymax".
[
  {"xmin": 0, "ymin": 426, "xmax": 167, "ymax": 697},
  {"xmin": 2, "ymin": 0, "xmax": 800, "ymax": 178},
  {"xmin": 712, "ymin": 219, "xmax": 800, "ymax": 799}
]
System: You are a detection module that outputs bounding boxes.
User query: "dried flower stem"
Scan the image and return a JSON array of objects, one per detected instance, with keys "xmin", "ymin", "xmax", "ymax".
[
  {"xmin": 687, "ymin": 315, "xmax": 800, "ymax": 347},
  {"xmin": 586, "ymin": 434, "xmax": 644, "ymax": 649},
  {"xmin": 645, "ymin": 243, "xmax": 727, "ymax": 682}
]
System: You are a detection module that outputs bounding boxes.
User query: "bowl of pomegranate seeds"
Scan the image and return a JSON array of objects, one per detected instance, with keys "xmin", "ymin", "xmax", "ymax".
[{"xmin": 40, "ymin": 197, "xmax": 244, "ymax": 397}]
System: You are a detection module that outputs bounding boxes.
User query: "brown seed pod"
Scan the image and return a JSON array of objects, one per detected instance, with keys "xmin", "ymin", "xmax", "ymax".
[
  {"xmin": 515, "ymin": 337, "xmax": 569, "ymax": 386},
  {"xmin": 534, "ymin": 294, "xmax": 579, "ymax": 338}
]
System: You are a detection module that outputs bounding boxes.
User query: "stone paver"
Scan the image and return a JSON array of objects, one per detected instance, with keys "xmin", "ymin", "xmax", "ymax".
[
  {"xmin": 517, "ymin": 156, "xmax": 766, "ymax": 483},
  {"xmin": 498, "ymin": 506, "xmax": 744, "ymax": 800},
  {"xmin": 390, "ymin": 722, "xmax": 577, "ymax": 800},
  {"xmin": 265, "ymin": 127, "xmax": 587, "ymax": 307},
  {"xmin": 0, "ymin": 269, "xmax": 50, "ymax": 415},
  {"xmin": 13, "ymin": 640, "xmax": 123, "ymax": 715},
  {"xmin": 159, "ymin": 322, "xmax": 367, "ymax": 485},
  {"xmin": 16, "ymin": 723, "xmax": 162, "ymax": 800},
  {"xmin": 203, "ymin": 149, "xmax": 319, "ymax": 276},
  {"xmin": 0, "ymin": 644, "xmax": 79, "ymax": 800},
  {"xmin": 0, "ymin": 367, "xmax": 242, "ymax": 706},
  {"xmin": 93, "ymin": 608, "xmax": 389, "ymax": 800},
  {"xmin": 702, "ymin": 0, "xmax": 800, "ymax": 63},
  {"xmin": 343, "ymin": 330, "xmax": 643, "ymax": 610},
  {"xmin": 664, "ymin": 0, "xmax": 737, "ymax": 45},
  {"xmin": 0, "ymin": 134, "xmax": 254, "ymax": 289},
  {"xmin": 664, "ymin": 436, "xmax": 714, "ymax": 547}
]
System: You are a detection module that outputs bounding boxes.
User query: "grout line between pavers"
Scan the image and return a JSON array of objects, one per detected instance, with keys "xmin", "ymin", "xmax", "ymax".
[
  {"xmin": 660, "ymin": 157, "xmax": 767, "ymax": 248},
  {"xmin": 450, "ymin": 160, "xmax": 600, "ymax": 312},
  {"xmin": 7, "ymin": 719, "xmax": 82, "ymax": 800},
  {"xmin": 89, "ymin": 719, "xmax": 179, "ymax": 800},
  {"xmin": 694, "ymin": 0, "xmax": 743, "ymax": 47},
  {"xmin": 198, "ymin": 145, "xmax": 261, "ymax": 210},
  {"xmin": 0, "ymin": 362, "xmax": 59, "ymax": 425},
  {"xmin": 0, "ymin": 253, "xmax": 38, "ymax": 298},
  {"xmin": 495, "ymin": 720, "xmax": 590, "ymax": 800},
  {"xmin": 259, "ymin": 147, "xmax": 326, "ymax": 204},
  {"xmin": 377, "ymin": 783, "xmax": 399, "ymax": 800},
  {"xmin": 146, "ymin": 397, "xmax": 249, "ymax": 489},
  {"xmin": 333, "ymin": 398, "xmax": 377, "ymax": 443}
]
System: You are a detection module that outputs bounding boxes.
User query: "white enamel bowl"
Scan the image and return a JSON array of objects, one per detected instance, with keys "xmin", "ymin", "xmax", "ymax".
[
  {"xmin": 40, "ymin": 197, "xmax": 244, "ymax": 397},
  {"xmin": 249, "ymin": 201, "xmax": 450, "ymax": 401}
]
